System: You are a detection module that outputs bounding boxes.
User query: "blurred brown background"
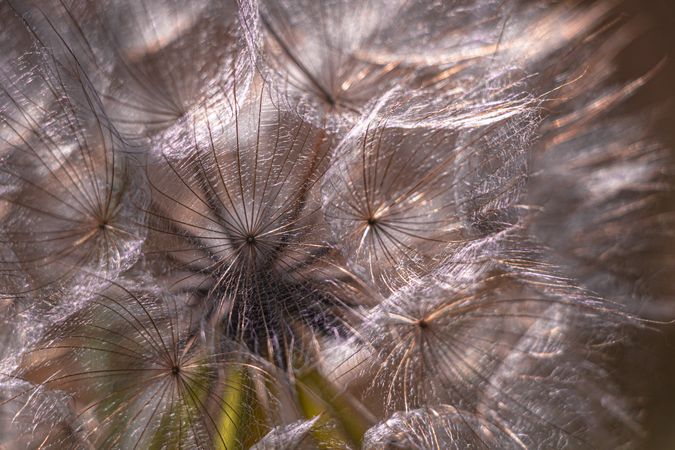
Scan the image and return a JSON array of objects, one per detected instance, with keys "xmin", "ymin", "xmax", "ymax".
[{"xmin": 616, "ymin": 1, "xmax": 675, "ymax": 448}]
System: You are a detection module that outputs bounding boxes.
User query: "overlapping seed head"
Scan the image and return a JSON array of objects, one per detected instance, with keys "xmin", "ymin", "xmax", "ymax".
[{"xmin": 0, "ymin": 0, "xmax": 672, "ymax": 448}]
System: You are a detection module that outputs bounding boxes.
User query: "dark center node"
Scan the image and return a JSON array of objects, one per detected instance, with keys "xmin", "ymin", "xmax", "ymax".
[
  {"xmin": 246, "ymin": 235, "xmax": 256, "ymax": 244},
  {"xmin": 367, "ymin": 217, "xmax": 377, "ymax": 226},
  {"xmin": 417, "ymin": 319, "xmax": 429, "ymax": 330},
  {"xmin": 171, "ymin": 365, "xmax": 180, "ymax": 375}
]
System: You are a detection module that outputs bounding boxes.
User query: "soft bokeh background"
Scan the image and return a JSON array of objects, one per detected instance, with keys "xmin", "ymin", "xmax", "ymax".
[{"xmin": 617, "ymin": 1, "xmax": 675, "ymax": 448}]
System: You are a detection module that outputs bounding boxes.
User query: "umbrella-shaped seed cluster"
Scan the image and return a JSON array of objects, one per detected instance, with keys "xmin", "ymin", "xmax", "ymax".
[{"xmin": 0, "ymin": 0, "xmax": 673, "ymax": 449}]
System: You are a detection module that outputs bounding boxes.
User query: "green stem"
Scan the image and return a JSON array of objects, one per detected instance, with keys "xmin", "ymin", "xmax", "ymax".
[{"xmin": 296, "ymin": 367, "xmax": 373, "ymax": 448}]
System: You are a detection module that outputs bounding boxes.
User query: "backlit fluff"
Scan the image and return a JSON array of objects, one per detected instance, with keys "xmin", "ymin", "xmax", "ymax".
[{"xmin": 0, "ymin": 0, "xmax": 672, "ymax": 449}]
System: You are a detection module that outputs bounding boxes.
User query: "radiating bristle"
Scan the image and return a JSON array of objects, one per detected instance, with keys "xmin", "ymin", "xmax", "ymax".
[
  {"xmin": 0, "ymin": 0, "xmax": 673, "ymax": 448},
  {"xmin": 6, "ymin": 0, "xmax": 258, "ymax": 142},
  {"xmin": 2, "ymin": 279, "xmax": 285, "ymax": 449},
  {"xmin": 0, "ymin": 42, "xmax": 149, "ymax": 296}
]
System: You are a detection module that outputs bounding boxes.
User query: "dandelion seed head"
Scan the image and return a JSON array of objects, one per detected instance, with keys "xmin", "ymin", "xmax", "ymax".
[
  {"xmin": 8, "ymin": 279, "xmax": 281, "ymax": 449},
  {"xmin": 0, "ymin": 52, "xmax": 150, "ymax": 296},
  {"xmin": 0, "ymin": 0, "xmax": 672, "ymax": 447}
]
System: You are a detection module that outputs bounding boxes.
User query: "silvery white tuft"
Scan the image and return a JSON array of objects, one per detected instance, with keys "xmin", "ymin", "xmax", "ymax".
[{"xmin": 0, "ymin": 0, "xmax": 672, "ymax": 448}]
